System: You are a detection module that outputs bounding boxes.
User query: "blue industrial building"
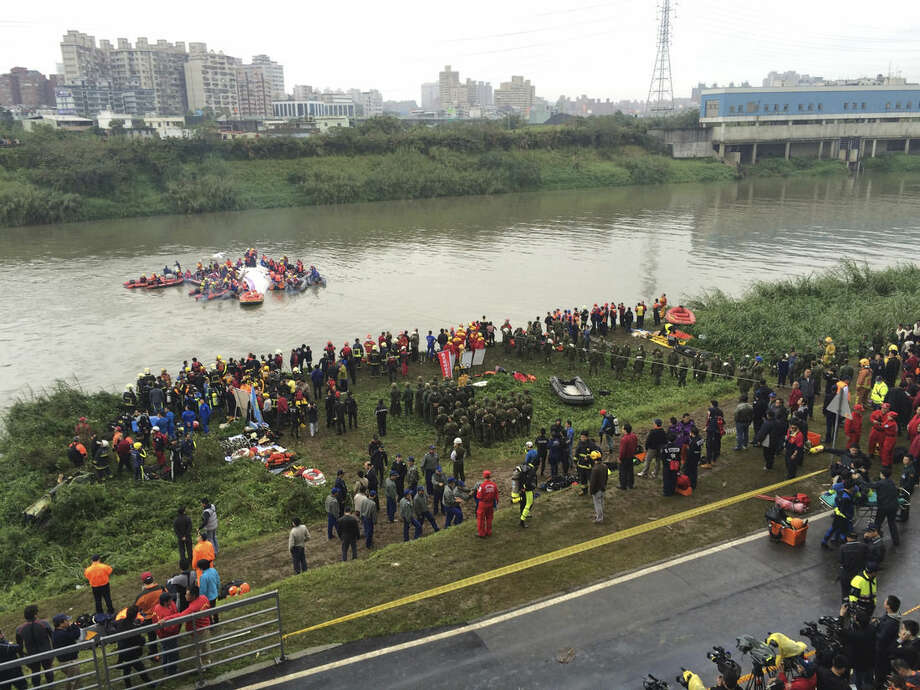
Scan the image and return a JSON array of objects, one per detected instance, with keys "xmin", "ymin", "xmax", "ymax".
[
  {"xmin": 690, "ymin": 86, "xmax": 920, "ymax": 164},
  {"xmin": 700, "ymin": 85, "xmax": 920, "ymax": 121}
]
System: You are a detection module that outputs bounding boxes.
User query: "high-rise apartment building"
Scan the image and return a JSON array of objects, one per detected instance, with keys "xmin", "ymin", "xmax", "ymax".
[
  {"xmin": 59, "ymin": 30, "xmax": 187, "ymax": 114},
  {"xmin": 0, "ymin": 67, "xmax": 55, "ymax": 107},
  {"xmin": 494, "ymin": 75, "xmax": 535, "ymax": 113},
  {"xmin": 184, "ymin": 43, "xmax": 240, "ymax": 115},
  {"xmin": 235, "ymin": 64, "xmax": 273, "ymax": 118},
  {"xmin": 60, "ymin": 30, "xmax": 110, "ymax": 83},
  {"xmin": 465, "ymin": 79, "xmax": 492, "ymax": 107},
  {"xmin": 251, "ymin": 55, "xmax": 285, "ymax": 99},
  {"xmin": 361, "ymin": 90, "xmax": 383, "ymax": 117},
  {"xmin": 420, "ymin": 82, "xmax": 439, "ymax": 111},
  {"xmin": 438, "ymin": 65, "xmax": 467, "ymax": 112}
]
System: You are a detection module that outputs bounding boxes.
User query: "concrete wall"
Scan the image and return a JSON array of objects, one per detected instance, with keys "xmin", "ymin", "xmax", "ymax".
[
  {"xmin": 711, "ymin": 120, "xmax": 920, "ymax": 144},
  {"xmin": 648, "ymin": 127, "xmax": 714, "ymax": 158}
]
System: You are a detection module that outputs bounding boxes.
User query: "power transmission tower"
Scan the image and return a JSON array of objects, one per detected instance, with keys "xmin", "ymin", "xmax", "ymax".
[{"xmin": 645, "ymin": 0, "xmax": 674, "ymax": 115}]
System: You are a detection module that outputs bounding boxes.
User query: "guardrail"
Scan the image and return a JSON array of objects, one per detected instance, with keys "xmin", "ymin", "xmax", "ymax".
[{"xmin": 0, "ymin": 590, "xmax": 285, "ymax": 689}]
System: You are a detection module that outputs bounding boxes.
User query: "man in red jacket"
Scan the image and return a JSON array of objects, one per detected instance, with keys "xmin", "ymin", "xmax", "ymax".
[
  {"xmin": 167, "ymin": 585, "xmax": 210, "ymax": 664},
  {"xmin": 152, "ymin": 592, "xmax": 180, "ymax": 677},
  {"xmin": 867, "ymin": 403, "xmax": 890, "ymax": 458},
  {"xmin": 618, "ymin": 423, "xmax": 638, "ymax": 490},
  {"xmin": 881, "ymin": 411, "xmax": 899, "ymax": 467},
  {"xmin": 845, "ymin": 404, "xmax": 864, "ymax": 450},
  {"xmin": 475, "ymin": 471, "xmax": 498, "ymax": 537}
]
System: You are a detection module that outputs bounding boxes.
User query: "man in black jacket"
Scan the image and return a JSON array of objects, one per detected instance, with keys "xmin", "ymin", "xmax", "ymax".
[
  {"xmin": 867, "ymin": 468, "xmax": 901, "ymax": 546},
  {"xmin": 640, "ymin": 420, "xmax": 667, "ymax": 479},
  {"xmin": 173, "ymin": 506, "xmax": 193, "ymax": 566},
  {"xmin": 815, "ymin": 654, "xmax": 851, "ymax": 690},
  {"xmin": 898, "ymin": 452, "xmax": 918, "ymax": 522},
  {"xmin": 838, "ymin": 532, "xmax": 868, "ymax": 600},
  {"xmin": 753, "ymin": 411, "xmax": 784, "ymax": 471},
  {"xmin": 337, "ymin": 510, "xmax": 360, "ymax": 562},
  {"xmin": 0, "ymin": 629, "xmax": 26, "ymax": 690},
  {"xmin": 875, "ymin": 595, "xmax": 901, "ymax": 684}
]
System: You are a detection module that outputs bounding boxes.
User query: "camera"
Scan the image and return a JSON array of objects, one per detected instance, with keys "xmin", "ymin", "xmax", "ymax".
[
  {"xmin": 800, "ymin": 619, "xmax": 844, "ymax": 667},
  {"xmin": 643, "ymin": 674, "xmax": 670, "ymax": 690},
  {"xmin": 736, "ymin": 634, "xmax": 776, "ymax": 668},
  {"xmin": 707, "ymin": 646, "xmax": 742, "ymax": 680}
]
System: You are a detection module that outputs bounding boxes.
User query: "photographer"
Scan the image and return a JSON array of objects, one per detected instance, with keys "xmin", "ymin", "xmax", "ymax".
[
  {"xmin": 815, "ymin": 654, "xmax": 851, "ymax": 690},
  {"xmin": 679, "ymin": 667, "xmax": 741, "ymax": 690},
  {"xmin": 839, "ymin": 606, "xmax": 876, "ymax": 690},
  {"xmin": 766, "ymin": 632, "xmax": 809, "ymax": 670},
  {"xmin": 776, "ymin": 658, "xmax": 817, "ymax": 690},
  {"xmin": 680, "ymin": 649, "xmax": 743, "ymax": 690}
]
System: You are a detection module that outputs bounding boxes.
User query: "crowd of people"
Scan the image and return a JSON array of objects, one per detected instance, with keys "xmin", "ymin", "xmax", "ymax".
[
  {"xmin": 0, "ymin": 518, "xmax": 223, "ymax": 689},
  {"xmin": 31, "ymin": 290, "xmax": 920, "ymax": 689}
]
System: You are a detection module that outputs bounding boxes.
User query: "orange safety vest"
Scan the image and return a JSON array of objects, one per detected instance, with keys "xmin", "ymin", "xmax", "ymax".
[{"xmin": 84, "ymin": 562, "xmax": 113, "ymax": 588}]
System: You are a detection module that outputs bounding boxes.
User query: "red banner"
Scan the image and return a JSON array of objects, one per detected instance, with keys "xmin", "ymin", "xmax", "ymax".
[{"xmin": 437, "ymin": 349, "xmax": 453, "ymax": 379}]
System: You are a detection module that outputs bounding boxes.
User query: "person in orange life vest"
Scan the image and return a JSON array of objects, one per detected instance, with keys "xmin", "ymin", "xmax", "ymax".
[
  {"xmin": 68, "ymin": 437, "xmax": 87, "ymax": 467},
  {"xmin": 845, "ymin": 404, "xmax": 864, "ymax": 450},
  {"xmin": 192, "ymin": 532, "xmax": 215, "ymax": 580},
  {"xmin": 867, "ymin": 403, "xmax": 891, "ymax": 457},
  {"xmin": 84, "ymin": 555, "xmax": 115, "ymax": 614},
  {"xmin": 476, "ymin": 470, "xmax": 499, "ymax": 537},
  {"xmin": 881, "ymin": 411, "xmax": 899, "ymax": 467}
]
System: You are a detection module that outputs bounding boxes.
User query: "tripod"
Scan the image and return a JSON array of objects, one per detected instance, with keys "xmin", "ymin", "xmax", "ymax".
[{"xmin": 744, "ymin": 661, "xmax": 768, "ymax": 690}]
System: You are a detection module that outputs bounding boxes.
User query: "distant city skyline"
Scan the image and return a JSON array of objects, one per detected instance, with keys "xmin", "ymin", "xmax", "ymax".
[{"xmin": 3, "ymin": 0, "xmax": 920, "ymax": 104}]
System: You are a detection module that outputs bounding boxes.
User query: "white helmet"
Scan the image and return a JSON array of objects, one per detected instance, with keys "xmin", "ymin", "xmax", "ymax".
[
  {"xmin": 525, "ymin": 441, "xmax": 533, "ymax": 448},
  {"xmin": 454, "ymin": 437, "xmax": 462, "ymax": 445},
  {"xmin": 152, "ymin": 426, "xmax": 160, "ymax": 431}
]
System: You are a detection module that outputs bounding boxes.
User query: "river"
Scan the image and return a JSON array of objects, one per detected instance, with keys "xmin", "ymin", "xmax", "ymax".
[{"xmin": 2, "ymin": 173, "xmax": 920, "ymax": 403}]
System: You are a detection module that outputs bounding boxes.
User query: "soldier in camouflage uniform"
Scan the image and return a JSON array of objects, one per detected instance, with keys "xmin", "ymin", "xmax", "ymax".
[
  {"xmin": 693, "ymin": 354, "xmax": 706, "ymax": 383},
  {"xmin": 442, "ymin": 416, "xmax": 459, "ymax": 455},
  {"xmin": 589, "ymin": 347, "xmax": 602, "ymax": 375},
  {"xmin": 676, "ymin": 358, "xmax": 688, "ymax": 387},
  {"xmin": 390, "ymin": 383, "xmax": 402, "ymax": 416},
  {"xmin": 403, "ymin": 383, "xmax": 414, "ymax": 416},
  {"xmin": 738, "ymin": 364, "xmax": 753, "ymax": 398},
  {"xmin": 633, "ymin": 346, "xmax": 646, "ymax": 379},
  {"xmin": 616, "ymin": 344, "xmax": 630, "ymax": 378},
  {"xmin": 650, "ymin": 349, "xmax": 664, "ymax": 385},
  {"xmin": 667, "ymin": 348, "xmax": 680, "ymax": 378}
]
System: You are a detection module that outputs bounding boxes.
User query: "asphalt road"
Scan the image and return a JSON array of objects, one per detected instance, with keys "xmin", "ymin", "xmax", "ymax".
[{"xmin": 228, "ymin": 512, "xmax": 915, "ymax": 690}]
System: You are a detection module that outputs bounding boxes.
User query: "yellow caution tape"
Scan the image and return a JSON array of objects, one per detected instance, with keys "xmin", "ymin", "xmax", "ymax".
[{"xmin": 283, "ymin": 469, "xmax": 825, "ymax": 639}]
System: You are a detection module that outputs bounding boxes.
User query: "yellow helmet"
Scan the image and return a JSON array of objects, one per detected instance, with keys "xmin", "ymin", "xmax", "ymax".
[
  {"xmin": 859, "ymin": 358, "xmax": 870, "ymax": 366},
  {"xmin": 590, "ymin": 450, "xmax": 602, "ymax": 459},
  {"xmin": 133, "ymin": 442, "xmax": 142, "ymax": 449},
  {"xmin": 824, "ymin": 337, "xmax": 833, "ymax": 343}
]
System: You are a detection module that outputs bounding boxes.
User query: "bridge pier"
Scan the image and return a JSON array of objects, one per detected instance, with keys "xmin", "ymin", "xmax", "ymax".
[
  {"xmin": 871, "ymin": 139, "xmax": 878, "ymax": 157},
  {"xmin": 784, "ymin": 142, "xmax": 790, "ymax": 160},
  {"xmin": 817, "ymin": 141, "xmax": 824, "ymax": 159},
  {"xmin": 906, "ymin": 138, "xmax": 912, "ymax": 154},
  {"xmin": 751, "ymin": 142, "xmax": 758, "ymax": 165}
]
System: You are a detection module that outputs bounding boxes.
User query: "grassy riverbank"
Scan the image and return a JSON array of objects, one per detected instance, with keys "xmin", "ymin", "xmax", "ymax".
[
  {"xmin": 0, "ymin": 114, "xmax": 853, "ymax": 228},
  {"xmin": 0, "ymin": 261, "xmax": 905, "ymax": 677}
]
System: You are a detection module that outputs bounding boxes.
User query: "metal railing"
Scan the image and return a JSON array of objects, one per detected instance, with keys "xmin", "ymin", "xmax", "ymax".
[{"xmin": 0, "ymin": 590, "xmax": 285, "ymax": 689}]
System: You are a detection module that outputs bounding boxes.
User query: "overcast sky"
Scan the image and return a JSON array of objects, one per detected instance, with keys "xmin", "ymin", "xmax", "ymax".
[{"xmin": 3, "ymin": 0, "xmax": 920, "ymax": 104}]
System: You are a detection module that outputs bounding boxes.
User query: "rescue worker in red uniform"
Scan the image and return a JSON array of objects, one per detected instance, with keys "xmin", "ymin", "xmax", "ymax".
[
  {"xmin": 867, "ymin": 403, "xmax": 891, "ymax": 458},
  {"xmin": 844, "ymin": 403, "xmax": 864, "ymax": 450},
  {"xmin": 881, "ymin": 410, "xmax": 899, "ymax": 467},
  {"xmin": 476, "ymin": 470, "xmax": 498, "ymax": 537}
]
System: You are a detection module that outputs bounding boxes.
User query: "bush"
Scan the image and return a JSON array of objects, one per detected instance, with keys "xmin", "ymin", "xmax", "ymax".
[
  {"xmin": 167, "ymin": 171, "xmax": 238, "ymax": 213},
  {"xmin": 0, "ymin": 181, "xmax": 82, "ymax": 226}
]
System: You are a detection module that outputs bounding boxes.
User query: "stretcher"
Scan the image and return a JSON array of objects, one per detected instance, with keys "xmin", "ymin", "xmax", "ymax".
[{"xmin": 819, "ymin": 488, "xmax": 910, "ymax": 529}]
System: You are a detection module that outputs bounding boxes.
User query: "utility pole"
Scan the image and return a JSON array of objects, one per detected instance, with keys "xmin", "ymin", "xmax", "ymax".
[{"xmin": 645, "ymin": 0, "xmax": 675, "ymax": 115}]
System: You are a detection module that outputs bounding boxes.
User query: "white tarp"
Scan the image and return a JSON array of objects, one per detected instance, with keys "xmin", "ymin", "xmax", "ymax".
[{"xmin": 239, "ymin": 266, "xmax": 271, "ymax": 294}]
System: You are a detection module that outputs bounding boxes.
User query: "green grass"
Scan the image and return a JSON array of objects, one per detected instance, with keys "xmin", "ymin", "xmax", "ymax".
[{"xmin": 689, "ymin": 260, "xmax": 919, "ymax": 357}]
